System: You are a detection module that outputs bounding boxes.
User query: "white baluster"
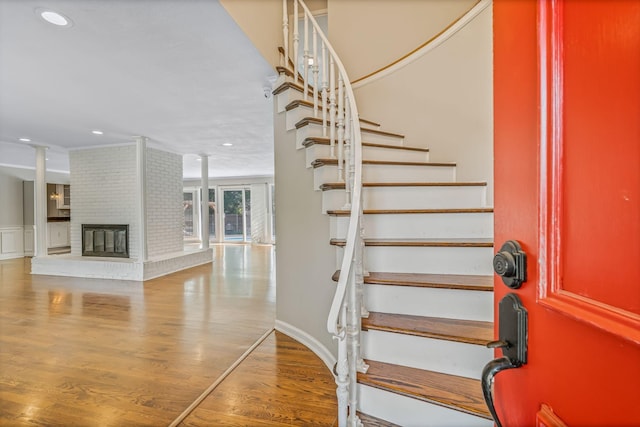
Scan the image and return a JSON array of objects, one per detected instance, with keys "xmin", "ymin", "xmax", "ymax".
[
  {"xmin": 349, "ymin": 241, "xmax": 366, "ymax": 427},
  {"xmin": 312, "ymin": 27, "xmax": 319, "ymax": 117},
  {"xmin": 321, "ymin": 44, "xmax": 328, "ymax": 137},
  {"xmin": 303, "ymin": 13, "xmax": 309, "ymax": 101},
  {"xmin": 335, "ymin": 308, "xmax": 349, "ymax": 427},
  {"xmin": 293, "ymin": 1, "xmax": 299, "ymax": 84},
  {"xmin": 356, "ymin": 226, "xmax": 369, "ymax": 370},
  {"xmin": 343, "ymin": 97, "xmax": 352, "ymax": 209},
  {"xmin": 329, "ymin": 58, "xmax": 336, "ymax": 158},
  {"xmin": 359, "ymin": 207, "xmax": 370, "ymax": 317},
  {"xmin": 337, "ymin": 76, "xmax": 345, "ymax": 182},
  {"xmin": 282, "ymin": 0, "xmax": 288, "ymax": 68}
]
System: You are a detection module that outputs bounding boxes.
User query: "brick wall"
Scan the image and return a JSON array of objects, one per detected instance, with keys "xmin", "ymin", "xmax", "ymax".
[
  {"xmin": 145, "ymin": 148, "xmax": 183, "ymax": 257},
  {"xmin": 69, "ymin": 145, "xmax": 184, "ymax": 260},
  {"xmin": 70, "ymin": 145, "xmax": 139, "ymax": 258}
]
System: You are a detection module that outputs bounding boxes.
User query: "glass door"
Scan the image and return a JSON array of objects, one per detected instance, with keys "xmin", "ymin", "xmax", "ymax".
[
  {"xmin": 222, "ymin": 188, "xmax": 251, "ymax": 242},
  {"xmin": 206, "ymin": 188, "xmax": 216, "ymax": 240},
  {"xmin": 183, "ymin": 191, "xmax": 198, "ymax": 239}
]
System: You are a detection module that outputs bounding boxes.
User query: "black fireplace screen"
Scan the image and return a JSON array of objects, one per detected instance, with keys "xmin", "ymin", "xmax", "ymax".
[{"xmin": 82, "ymin": 224, "xmax": 129, "ymax": 258}]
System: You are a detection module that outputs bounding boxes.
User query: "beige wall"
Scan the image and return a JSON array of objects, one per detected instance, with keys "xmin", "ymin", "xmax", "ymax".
[
  {"xmin": 273, "ymin": 102, "xmax": 337, "ymax": 356},
  {"xmin": 329, "ymin": 0, "xmax": 477, "ymax": 81},
  {"xmin": 0, "ymin": 169, "xmax": 24, "ymax": 227},
  {"xmin": 330, "ymin": 2, "xmax": 494, "ymax": 202},
  {"xmin": 220, "ymin": 0, "xmax": 328, "ymax": 69},
  {"xmin": 220, "ymin": 0, "xmax": 281, "ymax": 67}
]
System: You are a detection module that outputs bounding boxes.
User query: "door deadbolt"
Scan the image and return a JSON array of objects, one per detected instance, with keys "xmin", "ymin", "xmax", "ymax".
[{"xmin": 493, "ymin": 240, "xmax": 527, "ymax": 289}]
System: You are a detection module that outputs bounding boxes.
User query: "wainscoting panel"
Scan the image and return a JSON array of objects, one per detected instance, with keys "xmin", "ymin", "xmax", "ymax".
[{"xmin": 0, "ymin": 227, "xmax": 24, "ymax": 260}]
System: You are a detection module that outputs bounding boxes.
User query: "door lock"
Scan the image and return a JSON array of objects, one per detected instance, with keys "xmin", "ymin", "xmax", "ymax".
[{"xmin": 493, "ymin": 240, "xmax": 527, "ymax": 289}]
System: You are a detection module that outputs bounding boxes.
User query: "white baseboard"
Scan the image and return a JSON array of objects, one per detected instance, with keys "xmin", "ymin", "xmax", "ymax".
[{"xmin": 275, "ymin": 319, "xmax": 336, "ymax": 373}]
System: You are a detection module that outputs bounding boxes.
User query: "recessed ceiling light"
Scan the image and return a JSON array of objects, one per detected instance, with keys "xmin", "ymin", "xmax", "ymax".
[
  {"xmin": 19, "ymin": 138, "xmax": 31, "ymax": 142},
  {"xmin": 36, "ymin": 8, "xmax": 73, "ymax": 27},
  {"xmin": 92, "ymin": 130, "xmax": 104, "ymax": 135},
  {"xmin": 196, "ymin": 158, "xmax": 202, "ymax": 161},
  {"xmin": 222, "ymin": 143, "xmax": 233, "ymax": 147}
]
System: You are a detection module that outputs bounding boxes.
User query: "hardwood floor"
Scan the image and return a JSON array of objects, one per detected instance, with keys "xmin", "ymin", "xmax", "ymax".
[
  {"xmin": 179, "ymin": 332, "xmax": 337, "ymax": 426},
  {"xmin": 0, "ymin": 245, "xmax": 337, "ymax": 426}
]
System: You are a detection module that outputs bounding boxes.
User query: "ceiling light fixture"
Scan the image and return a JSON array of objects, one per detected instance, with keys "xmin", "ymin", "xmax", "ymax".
[
  {"xmin": 36, "ymin": 8, "xmax": 73, "ymax": 27},
  {"xmin": 92, "ymin": 130, "xmax": 104, "ymax": 135},
  {"xmin": 222, "ymin": 143, "xmax": 233, "ymax": 147},
  {"xmin": 19, "ymin": 138, "xmax": 31, "ymax": 142}
]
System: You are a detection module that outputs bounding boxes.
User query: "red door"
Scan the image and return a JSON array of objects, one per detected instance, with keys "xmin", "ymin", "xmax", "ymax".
[{"xmin": 493, "ymin": 0, "xmax": 640, "ymax": 425}]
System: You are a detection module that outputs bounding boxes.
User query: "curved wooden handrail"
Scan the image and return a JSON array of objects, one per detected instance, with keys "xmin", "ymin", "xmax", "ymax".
[
  {"xmin": 351, "ymin": 0, "xmax": 491, "ymax": 89},
  {"xmin": 294, "ymin": 1, "xmax": 363, "ymax": 338}
]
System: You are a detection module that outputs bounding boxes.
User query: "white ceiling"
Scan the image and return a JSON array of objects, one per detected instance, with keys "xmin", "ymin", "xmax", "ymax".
[{"xmin": 0, "ymin": 0, "xmax": 276, "ymax": 181}]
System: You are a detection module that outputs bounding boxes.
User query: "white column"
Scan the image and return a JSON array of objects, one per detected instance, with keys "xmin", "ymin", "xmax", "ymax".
[
  {"xmin": 34, "ymin": 145, "xmax": 48, "ymax": 257},
  {"xmin": 200, "ymin": 155, "xmax": 209, "ymax": 249},
  {"xmin": 135, "ymin": 136, "xmax": 148, "ymax": 262}
]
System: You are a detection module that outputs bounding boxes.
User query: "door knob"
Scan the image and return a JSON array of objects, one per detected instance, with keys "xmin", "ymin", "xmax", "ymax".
[
  {"xmin": 481, "ymin": 293, "xmax": 528, "ymax": 427},
  {"xmin": 493, "ymin": 240, "xmax": 527, "ymax": 289}
]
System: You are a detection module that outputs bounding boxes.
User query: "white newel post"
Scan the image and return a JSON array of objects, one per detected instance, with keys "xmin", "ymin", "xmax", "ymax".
[
  {"xmin": 34, "ymin": 145, "xmax": 48, "ymax": 257},
  {"xmin": 200, "ymin": 155, "xmax": 210, "ymax": 249},
  {"xmin": 135, "ymin": 136, "xmax": 148, "ymax": 262}
]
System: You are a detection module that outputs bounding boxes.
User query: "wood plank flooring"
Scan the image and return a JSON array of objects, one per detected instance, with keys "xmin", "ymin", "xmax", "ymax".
[
  {"xmin": 179, "ymin": 332, "xmax": 337, "ymax": 426},
  {"xmin": 0, "ymin": 245, "xmax": 337, "ymax": 426}
]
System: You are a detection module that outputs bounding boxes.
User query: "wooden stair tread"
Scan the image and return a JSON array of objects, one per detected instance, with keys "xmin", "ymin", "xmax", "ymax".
[
  {"xmin": 303, "ymin": 136, "xmax": 429, "ymax": 153},
  {"xmin": 359, "ymin": 360, "xmax": 492, "ymax": 420},
  {"xmin": 357, "ymin": 411, "xmax": 401, "ymax": 427},
  {"xmin": 362, "ymin": 312, "xmax": 493, "ymax": 345},
  {"xmin": 327, "ymin": 208, "xmax": 493, "ymax": 216},
  {"xmin": 330, "ymin": 238, "xmax": 493, "ymax": 247},
  {"xmin": 332, "ymin": 271, "xmax": 493, "ymax": 291},
  {"xmin": 296, "ymin": 117, "xmax": 405, "ymax": 139},
  {"xmin": 311, "ymin": 158, "xmax": 454, "ymax": 168},
  {"xmin": 285, "ymin": 100, "xmax": 382, "ymax": 127},
  {"xmin": 273, "ymin": 81, "xmax": 309, "ymax": 96},
  {"xmin": 276, "ymin": 65, "xmax": 295, "ymax": 78},
  {"xmin": 359, "ymin": 117, "xmax": 381, "ymax": 127},
  {"xmin": 321, "ymin": 181, "xmax": 487, "ymax": 190}
]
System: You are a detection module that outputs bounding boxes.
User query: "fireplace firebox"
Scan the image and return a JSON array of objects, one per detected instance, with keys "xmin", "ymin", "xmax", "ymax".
[{"xmin": 82, "ymin": 224, "xmax": 129, "ymax": 258}]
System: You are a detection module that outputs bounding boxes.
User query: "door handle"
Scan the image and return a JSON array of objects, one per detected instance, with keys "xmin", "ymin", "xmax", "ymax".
[
  {"xmin": 481, "ymin": 293, "xmax": 528, "ymax": 427},
  {"xmin": 493, "ymin": 240, "xmax": 527, "ymax": 289}
]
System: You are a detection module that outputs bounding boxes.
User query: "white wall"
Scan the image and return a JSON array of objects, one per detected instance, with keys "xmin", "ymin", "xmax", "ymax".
[{"xmin": 69, "ymin": 145, "xmax": 140, "ymax": 258}]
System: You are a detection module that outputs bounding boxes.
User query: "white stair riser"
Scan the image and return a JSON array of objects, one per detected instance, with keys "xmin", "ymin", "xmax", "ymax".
[
  {"xmin": 314, "ymin": 164, "xmax": 456, "ymax": 188},
  {"xmin": 305, "ymin": 144, "xmax": 430, "ymax": 167},
  {"xmin": 330, "ymin": 212, "xmax": 494, "ymax": 239},
  {"xmin": 322, "ymin": 186, "xmax": 488, "ymax": 212},
  {"xmin": 297, "ymin": 122, "xmax": 404, "ymax": 149},
  {"xmin": 362, "ymin": 330, "xmax": 493, "ymax": 379},
  {"xmin": 358, "ymin": 385, "xmax": 493, "ymax": 427},
  {"xmin": 286, "ymin": 104, "xmax": 316, "ymax": 130},
  {"xmin": 276, "ymin": 87, "xmax": 303, "ymax": 113},
  {"xmin": 358, "ymin": 245, "xmax": 495, "ymax": 275},
  {"xmin": 365, "ymin": 284, "xmax": 493, "ymax": 321}
]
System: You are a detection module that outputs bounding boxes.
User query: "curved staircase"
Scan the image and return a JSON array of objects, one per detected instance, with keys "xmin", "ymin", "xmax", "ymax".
[{"xmin": 274, "ymin": 74, "xmax": 494, "ymax": 425}]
